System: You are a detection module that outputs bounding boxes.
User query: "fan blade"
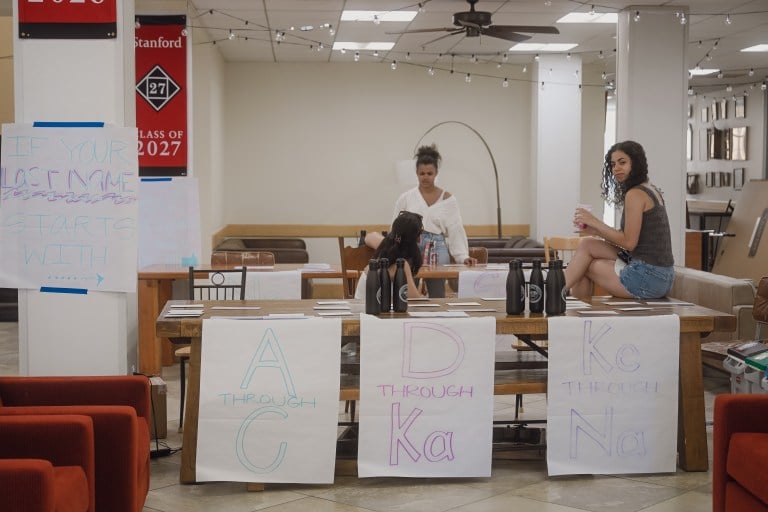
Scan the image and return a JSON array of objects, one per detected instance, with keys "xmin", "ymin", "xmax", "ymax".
[
  {"xmin": 481, "ymin": 26, "xmax": 531, "ymax": 43},
  {"xmin": 419, "ymin": 30, "xmax": 465, "ymax": 47},
  {"xmin": 385, "ymin": 27, "xmax": 459, "ymax": 35},
  {"xmin": 490, "ymin": 24, "xmax": 560, "ymax": 34}
]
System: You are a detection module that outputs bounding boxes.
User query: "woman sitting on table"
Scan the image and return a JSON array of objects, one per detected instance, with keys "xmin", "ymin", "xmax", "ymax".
[
  {"xmin": 565, "ymin": 140, "xmax": 675, "ymax": 301},
  {"xmin": 357, "ymin": 211, "xmax": 425, "ymax": 299}
]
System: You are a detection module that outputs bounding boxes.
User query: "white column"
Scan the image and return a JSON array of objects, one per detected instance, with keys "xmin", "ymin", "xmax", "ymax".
[
  {"xmin": 616, "ymin": 7, "xmax": 688, "ymax": 265},
  {"xmin": 13, "ymin": 1, "xmax": 138, "ymax": 375},
  {"xmin": 532, "ymin": 54, "xmax": 582, "ymax": 242}
]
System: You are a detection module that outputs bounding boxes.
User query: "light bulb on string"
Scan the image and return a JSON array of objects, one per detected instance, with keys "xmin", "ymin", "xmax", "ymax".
[
  {"xmin": 340, "ymin": 48, "xmax": 346, "ymax": 54},
  {"xmin": 502, "ymin": 53, "xmax": 508, "ymax": 62},
  {"xmin": 135, "ymin": 19, "xmax": 141, "ymax": 29},
  {"xmin": 589, "ymin": 5, "xmax": 595, "ymax": 15},
  {"xmin": 354, "ymin": 51, "xmax": 360, "ymax": 62},
  {"xmin": 566, "ymin": 52, "xmax": 571, "ymax": 60},
  {"xmin": 717, "ymin": 71, "xmax": 723, "ymax": 79},
  {"xmin": 679, "ymin": 13, "xmax": 687, "ymax": 25},
  {"xmin": 762, "ymin": 82, "xmax": 767, "ymax": 91},
  {"xmin": 391, "ymin": 60, "xmax": 397, "ymax": 70},
  {"xmin": 181, "ymin": 28, "xmax": 188, "ymax": 36},
  {"xmin": 471, "ymin": 54, "xmax": 477, "ymax": 63},
  {"xmin": 601, "ymin": 71, "xmax": 607, "ymax": 80},
  {"xmin": 418, "ymin": 2, "xmax": 425, "ymax": 13},
  {"xmin": 465, "ymin": 73, "xmax": 472, "ymax": 83},
  {"xmin": 497, "ymin": 62, "xmax": 502, "ymax": 69},
  {"xmin": 726, "ymin": 84, "xmax": 733, "ymax": 92},
  {"xmin": 687, "ymin": 87, "xmax": 694, "ymax": 96},
  {"xmin": 228, "ymin": 30, "xmax": 235, "ymax": 40},
  {"xmin": 748, "ymin": 68, "xmax": 755, "ymax": 77},
  {"xmin": 522, "ymin": 65, "xmax": 527, "ymax": 73},
  {"xmin": 598, "ymin": 50, "xmax": 604, "ymax": 59},
  {"xmin": 373, "ymin": 14, "xmax": 380, "ymax": 25},
  {"xmin": 427, "ymin": 66, "xmax": 435, "ymax": 76},
  {"xmin": 634, "ymin": 11, "xmax": 640, "ymax": 22},
  {"xmin": 373, "ymin": 50, "xmax": 379, "ymax": 57},
  {"xmin": 406, "ymin": 52, "xmax": 411, "ymax": 61},
  {"xmin": 534, "ymin": 53, "xmax": 540, "ymax": 61},
  {"xmin": 502, "ymin": 78, "xmax": 509, "ymax": 88},
  {"xmin": 724, "ymin": 14, "xmax": 732, "ymax": 25}
]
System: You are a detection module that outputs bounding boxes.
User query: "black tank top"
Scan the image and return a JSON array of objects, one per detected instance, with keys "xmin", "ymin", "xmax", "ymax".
[{"xmin": 620, "ymin": 185, "xmax": 674, "ymax": 267}]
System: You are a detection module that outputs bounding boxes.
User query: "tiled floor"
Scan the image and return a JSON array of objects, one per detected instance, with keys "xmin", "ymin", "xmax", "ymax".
[{"xmin": 0, "ymin": 322, "xmax": 729, "ymax": 512}]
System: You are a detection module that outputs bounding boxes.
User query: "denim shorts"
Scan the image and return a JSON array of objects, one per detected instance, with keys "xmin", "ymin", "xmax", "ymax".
[
  {"xmin": 419, "ymin": 232, "xmax": 450, "ymax": 264},
  {"xmin": 617, "ymin": 259, "xmax": 675, "ymax": 299}
]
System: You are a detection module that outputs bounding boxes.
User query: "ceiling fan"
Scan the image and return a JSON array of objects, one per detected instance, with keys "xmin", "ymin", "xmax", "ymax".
[{"xmin": 386, "ymin": 0, "xmax": 560, "ymax": 45}]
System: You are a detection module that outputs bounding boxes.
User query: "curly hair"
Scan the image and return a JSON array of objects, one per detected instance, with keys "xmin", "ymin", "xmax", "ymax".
[
  {"xmin": 601, "ymin": 140, "xmax": 649, "ymax": 205},
  {"xmin": 374, "ymin": 211, "xmax": 423, "ymax": 275},
  {"xmin": 415, "ymin": 144, "xmax": 441, "ymax": 170}
]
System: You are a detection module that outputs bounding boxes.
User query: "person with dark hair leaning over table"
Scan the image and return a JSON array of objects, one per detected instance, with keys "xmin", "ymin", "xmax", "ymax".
[
  {"xmin": 391, "ymin": 144, "xmax": 476, "ymax": 297},
  {"xmin": 565, "ymin": 140, "xmax": 675, "ymax": 301},
  {"xmin": 366, "ymin": 210, "xmax": 426, "ymax": 299}
]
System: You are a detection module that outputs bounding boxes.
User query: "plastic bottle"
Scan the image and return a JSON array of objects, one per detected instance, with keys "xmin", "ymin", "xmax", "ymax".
[
  {"xmin": 393, "ymin": 258, "xmax": 408, "ymax": 313},
  {"xmin": 379, "ymin": 257, "xmax": 392, "ymax": 312},
  {"xmin": 528, "ymin": 259, "xmax": 544, "ymax": 313},
  {"xmin": 545, "ymin": 259, "xmax": 566, "ymax": 315},
  {"xmin": 506, "ymin": 259, "xmax": 525, "ymax": 315},
  {"xmin": 365, "ymin": 259, "xmax": 380, "ymax": 315},
  {"xmin": 422, "ymin": 241, "xmax": 432, "ymax": 268}
]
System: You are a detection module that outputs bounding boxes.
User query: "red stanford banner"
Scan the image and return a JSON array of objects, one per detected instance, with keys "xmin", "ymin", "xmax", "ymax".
[
  {"xmin": 135, "ymin": 15, "xmax": 187, "ymax": 176},
  {"xmin": 18, "ymin": 0, "xmax": 117, "ymax": 39}
]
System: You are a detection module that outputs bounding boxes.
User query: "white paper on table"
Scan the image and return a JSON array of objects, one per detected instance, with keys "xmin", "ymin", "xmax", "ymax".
[
  {"xmin": 603, "ymin": 301, "xmax": 642, "ymax": 306},
  {"xmin": 576, "ymin": 310, "xmax": 618, "ymax": 315},
  {"xmin": 358, "ymin": 315, "xmax": 495, "ymax": 478},
  {"xmin": 447, "ymin": 302, "xmax": 482, "ymax": 306},
  {"xmin": 242, "ymin": 270, "xmax": 302, "ymax": 300},
  {"xmin": 407, "ymin": 311, "xmax": 469, "ymax": 317},
  {"xmin": 196, "ymin": 318, "xmax": 341, "ymax": 483},
  {"xmin": 546, "ymin": 315, "xmax": 679, "ymax": 476}
]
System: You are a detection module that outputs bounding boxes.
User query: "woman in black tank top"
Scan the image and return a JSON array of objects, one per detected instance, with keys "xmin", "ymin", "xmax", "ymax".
[{"xmin": 564, "ymin": 141, "xmax": 675, "ymax": 300}]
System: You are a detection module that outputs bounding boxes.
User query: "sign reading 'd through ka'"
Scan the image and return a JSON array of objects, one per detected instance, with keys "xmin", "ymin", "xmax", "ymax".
[
  {"xmin": 196, "ymin": 318, "xmax": 342, "ymax": 484},
  {"xmin": 358, "ymin": 315, "xmax": 496, "ymax": 478},
  {"xmin": 546, "ymin": 315, "xmax": 680, "ymax": 476},
  {"xmin": 0, "ymin": 124, "xmax": 139, "ymax": 292}
]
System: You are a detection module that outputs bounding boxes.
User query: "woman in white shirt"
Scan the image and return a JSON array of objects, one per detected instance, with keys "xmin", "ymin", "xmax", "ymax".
[{"xmin": 392, "ymin": 144, "xmax": 476, "ymax": 297}]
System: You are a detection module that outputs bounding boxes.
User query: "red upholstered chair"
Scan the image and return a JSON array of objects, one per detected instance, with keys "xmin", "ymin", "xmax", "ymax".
[
  {"xmin": 0, "ymin": 414, "xmax": 95, "ymax": 512},
  {"xmin": 0, "ymin": 376, "xmax": 151, "ymax": 512},
  {"xmin": 713, "ymin": 394, "xmax": 768, "ymax": 512}
]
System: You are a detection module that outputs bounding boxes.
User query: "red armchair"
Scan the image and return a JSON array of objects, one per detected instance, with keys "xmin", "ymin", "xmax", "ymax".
[
  {"xmin": 0, "ymin": 414, "xmax": 95, "ymax": 512},
  {"xmin": 0, "ymin": 376, "xmax": 151, "ymax": 512},
  {"xmin": 713, "ymin": 393, "xmax": 768, "ymax": 512}
]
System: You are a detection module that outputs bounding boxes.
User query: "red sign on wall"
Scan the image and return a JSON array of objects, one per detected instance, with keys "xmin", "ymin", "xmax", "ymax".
[
  {"xmin": 18, "ymin": 0, "xmax": 117, "ymax": 39},
  {"xmin": 135, "ymin": 15, "xmax": 187, "ymax": 177}
]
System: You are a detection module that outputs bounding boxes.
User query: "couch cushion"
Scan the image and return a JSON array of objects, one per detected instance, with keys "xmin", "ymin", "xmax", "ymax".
[
  {"xmin": 755, "ymin": 277, "xmax": 768, "ymax": 324},
  {"xmin": 214, "ymin": 238, "xmax": 246, "ymax": 251},
  {"xmin": 54, "ymin": 466, "xmax": 90, "ymax": 512},
  {"xmin": 727, "ymin": 432, "xmax": 768, "ymax": 505}
]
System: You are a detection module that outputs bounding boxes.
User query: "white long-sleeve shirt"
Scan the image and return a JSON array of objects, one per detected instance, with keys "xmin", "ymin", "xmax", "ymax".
[{"xmin": 393, "ymin": 187, "xmax": 470, "ymax": 263}]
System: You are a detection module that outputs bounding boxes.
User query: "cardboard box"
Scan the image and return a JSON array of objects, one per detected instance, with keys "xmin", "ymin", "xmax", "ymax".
[{"xmin": 148, "ymin": 376, "xmax": 167, "ymax": 439}]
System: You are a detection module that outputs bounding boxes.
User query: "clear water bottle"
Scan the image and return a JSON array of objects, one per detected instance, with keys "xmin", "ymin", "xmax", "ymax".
[
  {"xmin": 379, "ymin": 257, "xmax": 392, "ymax": 312},
  {"xmin": 365, "ymin": 259, "xmax": 381, "ymax": 315},
  {"xmin": 528, "ymin": 259, "xmax": 544, "ymax": 314},
  {"xmin": 393, "ymin": 258, "xmax": 408, "ymax": 313},
  {"xmin": 506, "ymin": 259, "xmax": 525, "ymax": 315},
  {"xmin": 545, "ymin": 259, "xmax": 566, "ymax": 315}
]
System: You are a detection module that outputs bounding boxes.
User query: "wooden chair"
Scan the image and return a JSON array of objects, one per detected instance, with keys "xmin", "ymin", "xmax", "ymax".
[
  {"xmin": 210, "ymin": 250, "xmax": 275, "ymax": 267},
  {"xmin": 543, "ymin": 236, "xmax": 581, "ymax": 264},
  {"xmin": 337, "ymin": 236, "xmax": 375, "ymax": 299},
  {"xmin": 176, "ymin": 266, "xmax": 248, "ymax": 431}
]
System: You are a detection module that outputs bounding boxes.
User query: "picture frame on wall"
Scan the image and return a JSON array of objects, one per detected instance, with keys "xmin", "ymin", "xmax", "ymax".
[
  {"xmin": 731, "ymin": 126, "xmax": 747, "ymax": 160},
  {"xmin": 720, "ymin": 171, "xmax": 731, "ymax": 188},
  {"xmin": 705, "ymin": 171, "xmax": 714, "ymax": 188},
  {"xmin": 687, "ymin": 124, "xmax": 693, "ymax": 160},
  {"xmin": 735, "ymin": 96, "xmax": 746, "ymax": 118},
  {"xmin": 733, "ymin": 168, "xmax": 745, "ymax": 190},
  {"xmin": 701, "ymin": 107, "xmax": 709, "ymax": 123}
]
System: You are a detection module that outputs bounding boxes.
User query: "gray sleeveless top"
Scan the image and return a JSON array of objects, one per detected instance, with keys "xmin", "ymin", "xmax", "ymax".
[{"xmin": 620, "ymin": 185, "xmax": 674, "ymax": 267}]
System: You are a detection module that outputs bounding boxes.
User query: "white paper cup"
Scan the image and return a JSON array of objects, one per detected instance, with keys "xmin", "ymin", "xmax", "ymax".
[{"xmin": 575, "ymin": 203, "xmax": 592, "ymax": 229}]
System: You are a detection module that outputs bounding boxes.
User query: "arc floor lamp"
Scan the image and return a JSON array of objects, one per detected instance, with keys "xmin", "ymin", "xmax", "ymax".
[{"xmin": 412, "ymin": 120, "xmax": 502, "ymax": 239}]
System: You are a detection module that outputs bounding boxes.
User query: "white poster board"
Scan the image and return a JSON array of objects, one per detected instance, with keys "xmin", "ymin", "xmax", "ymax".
[
  {"xmin": 458, "ymin": 270, "xmax": 508, "ymax": 298},
  {"xmin": 0, "ymin": 124, "xmax": 139, "ymax": 292},
  {"xmin": 358, "ymin": 315, "xmax": 496, "ymax": 478},
  {"xmin": 243, "ymin": 270, "xmax": 301, "ymax": 300},
  {"xmin": 137, "ymin": 177, "xmax": 201, "ymax": 268},
  {"xmin": 546, "ymin": 315, "xmax": 680, "ymax": 475},
  {"xmin": 196, "ymin": 317, "xmax": 342, "ymax": 483}
]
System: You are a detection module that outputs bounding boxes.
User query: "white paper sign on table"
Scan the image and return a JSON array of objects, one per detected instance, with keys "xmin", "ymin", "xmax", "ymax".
[
  {"xmin": 196, "ymin": 317, "xmax": 341, "ymax": 483},
  {"xmin": 358, "ymin": 314, "xmax": 495, "ymax": 478},
  {"xmin": 546, "ymin": 315, "xmax": 679, "ymax": 476}
]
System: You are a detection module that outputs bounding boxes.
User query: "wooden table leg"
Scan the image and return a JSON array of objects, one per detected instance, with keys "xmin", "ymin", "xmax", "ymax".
[
  {"xmin": 180, "ymin": 336, "xmax": 201, "ymax": 483},
  {"xmin": 677, "ymin": 331, "xmax": 708, "ymax": 471},
  {"xmin": 138, "ymin": 279, "xmax": 162, "ymax": 375}
]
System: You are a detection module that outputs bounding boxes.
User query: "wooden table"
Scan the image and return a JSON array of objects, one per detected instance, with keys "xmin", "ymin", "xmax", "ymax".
[
  {"xmin": 138, "ymin": 264, "xmax": 356, "ymax": 375},
  {"xmin": 156, "ymin": 298, "xmax": 735, "ymax": 481}
]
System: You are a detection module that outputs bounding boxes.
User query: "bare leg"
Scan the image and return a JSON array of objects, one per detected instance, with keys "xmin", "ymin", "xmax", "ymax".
[{"xmin": 565, "ymin": 238, "xmax": 632, "ymax": 300}]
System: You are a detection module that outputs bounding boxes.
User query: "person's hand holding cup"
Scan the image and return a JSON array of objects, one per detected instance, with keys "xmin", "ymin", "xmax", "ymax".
[{"xmin": 574, "ymin": 203, "xmax": 593, "ymax": 232}]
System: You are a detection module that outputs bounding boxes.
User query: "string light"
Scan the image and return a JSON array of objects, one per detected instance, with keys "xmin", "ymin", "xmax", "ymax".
[
  {"xmin": 391, "ymin": 60, "xmax": 397, "ymax": 70},
  {"xmin": 471, "ymin": 54, "xmax": 477, "ymax": 63},
  {"xmin": 601, "ymin": 71, "xmax": 607, "ymax": 80},
  {"xmin": 748, "ymin": 68, "xmax": 755, "ymax": 76},
  {"xmin": 228, "ymin": 30, "xmax": 235, "ymax": 40},
  {"xmin": 717, "ymin": 71, "xmax": 723, "ymax": 79},
  {"xmin": 726, "ymin": 84, "xmax": 732, "ymax": 92},
  {"xmin": 502, "ymin": 53, "xmax": 508, "ymax": 62},
  {"xmin": 598, "ymin": 50, "xmax": 604, "ymax": 59},
  {"xmin": 406, "ymin": 52, "xmax": 411, "ymax": 61},
  {"xmin": 427, "ymin": 66, "xmax": 434, "ymax": 76},
  {"xmin": 534, "ymin": 53, "xmax": 540, "ymax": 61},
  {"xmin": 465, "ymin": 73, "xmax": 472, "ymax": 83},
  {"xmin": 724, "ymin": 14, "xmax": 732, "ymax": 25},
  {"xmin": 354, "ymin": 51, "xmax": 360, "ymax": 62},
  {"xmin": 688, "ymin": 87, "xmax": 694, "ymax": 96},
  {"xmin": 373, "ymin": 50, "xmax": 379, "ymax": 57},
  {"xmin": 522, "ymin": 65, "xmax": 527, "ymax": 73},
  {"xmin": 373, "ymin": 14, "xmax": 380, "ymax": 25},
  {"xmin": 418, "ymin": 2, "xmax": 425, "ymax": 13},
  {"xmin": 135, "ymin": 19, "xmax": 141, "ymax": 29},
  {"xmin": 634, "ymin": 10, "xmax": 640, "ymax": 22},
  {"xmin": 502, "ymin": 78, "xmax": 509, "ymax": 88},
  {"xmin": 340, "ymin": 48, "xmax": 346, "ymax": 54},
  {"xmin": 589, "ymin": 5, "xmax": 595, "ymax": 15},
  {"xmin": 566, "ymin": 52, "xmax": 571, "ymax": 60}
]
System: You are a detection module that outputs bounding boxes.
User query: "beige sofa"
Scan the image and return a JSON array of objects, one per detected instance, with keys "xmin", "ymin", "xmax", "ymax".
[{"xmin": 670, "ymin": 267, "xmax": 758, "ymax": 371}]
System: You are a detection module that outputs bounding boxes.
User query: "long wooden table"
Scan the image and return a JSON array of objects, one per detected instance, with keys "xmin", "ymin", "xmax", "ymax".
[
  {"xmin": 156, "ymin": 297, "xmax": 735, "ymax": 481},
  {"xmin": 138, "ymin": 264, "xmax": 355, "ymax": 375}
]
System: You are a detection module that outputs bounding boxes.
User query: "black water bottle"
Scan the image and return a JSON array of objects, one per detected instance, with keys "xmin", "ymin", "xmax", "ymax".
[
  {"xmin": 506, "ymin": 259, "xmax": 525, "ymax": 315},
  {"xmin": 529, "ymin": 259, "xmax": 544, "ymax": 313},
  {"xmin": 545, "ymin": 259, "xmax": 566, "ymax": 315},
  {"xmin": 365, "ymin": 259, "xmax": 381, "ymax": 315},
  {"xmin": 393, "ymin": 258, "xmax": 408, "ymax": 313},
  {"xmin": 358, "ymin": 229, "xmax": 367, "ymax": 247},
  {"xmin": 379, "ymin": 257, "xmax": 392, "ymax": 312}
]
